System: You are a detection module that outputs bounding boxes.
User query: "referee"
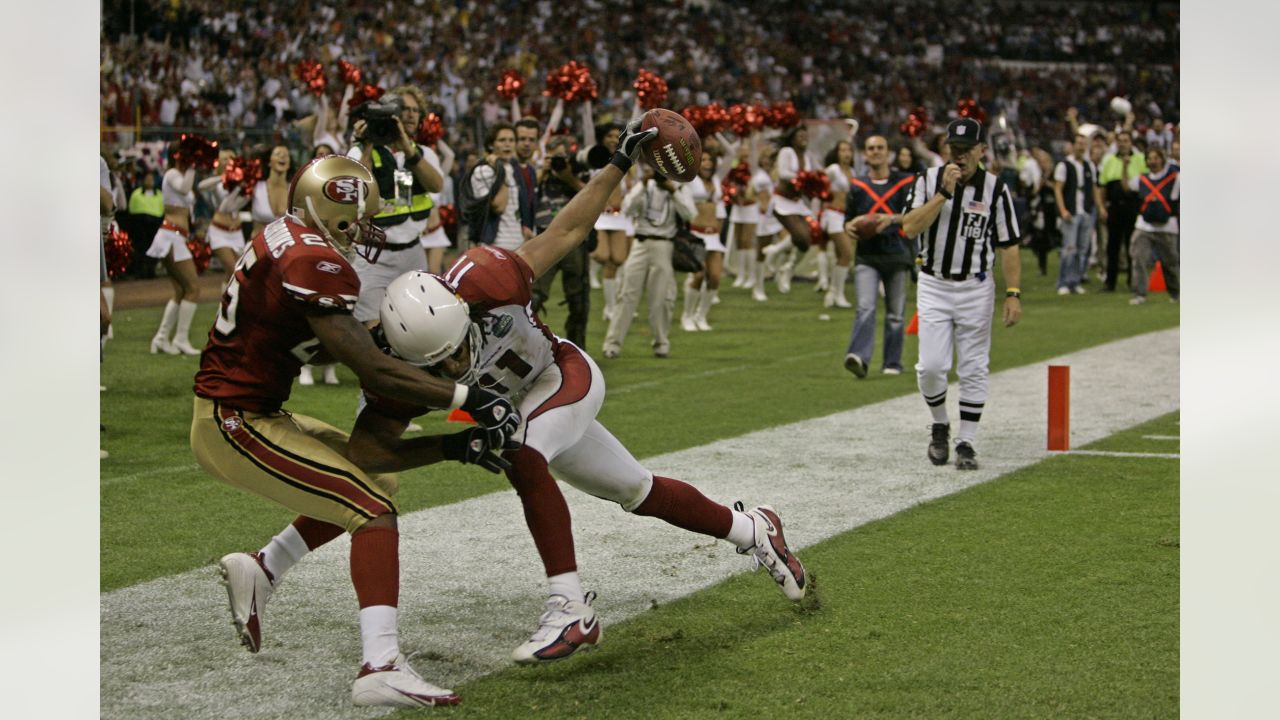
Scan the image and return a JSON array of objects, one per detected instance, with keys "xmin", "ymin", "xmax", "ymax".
[{"xmin": 901, "ymin": 118, "xmax": 1022, "ymax": 470}]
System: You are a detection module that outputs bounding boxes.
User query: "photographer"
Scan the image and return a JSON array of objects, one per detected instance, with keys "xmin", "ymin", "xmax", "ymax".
[
  {"xmin": 347, "ymin": 85, "xmax": 444, "ymax": 323},
  {"xmin": 602, "ymin": 164, "xmax": 695, "ymax": 359},
  {"xmin": 530, "ymin": 134, "xmax": 590, "ymax": 347}
]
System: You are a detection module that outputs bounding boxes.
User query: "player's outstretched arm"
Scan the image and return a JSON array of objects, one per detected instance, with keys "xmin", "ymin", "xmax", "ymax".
[
  {"xmin": 347, "ymin": 408, "xmax": 510, "ymax": 474},
  {"xmin": 517, "ymin": 119, "xmax": 658, "ymax": 278},
  {"xmin": 309, "ymin": 312, "xmax": 464, "ymax": 408}
]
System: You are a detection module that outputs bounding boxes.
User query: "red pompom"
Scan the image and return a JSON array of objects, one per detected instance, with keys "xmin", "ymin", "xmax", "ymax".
[
  {"xmin": 337, "ymin": 59, "xmax": 362, "ymax": 86},
  {"xmin": 221, "ymin": 157, "xmax": 263, "ymax": 197},
  {"xmin": 543, "ymin": 61, "xmax": 597, "ymax": 103},
  {"xmin": 174, "ymin": 134, "xmax": 219, "ymax": 169},
  {"xmin": 496, "ymin": 69, "xmax": 525, "ymax": 100},
  {"xmin": 438, "ymin": 204, "xmax": 457, "ymax": 229},
  {"xmin": 348, "ymin": 83, "xmax": 385, "ymax": 109},
  {"xmin": 766, "ymin": 101, "xmax": 800, "ymax": 129},
  {"xmin": 720, "ymin": 162, "xmax": 752, "ymax": 206},
  {"xmin": 633, "ymin": 68, "xmax": 668, "ymax": 110},
  {"xmin": 956, "ymin": 98, "xmax": 987, "ymax": 125},
  {"xmin": 415, "ymin": 112, "xmax": 445, "ymax": 146},
  {"xmin": 296, "ymin": 59, "xmax": 326, "ymax": 97},
  {"xmin": 806, "ymin": 215, "xmax": 823, "ymax": 246},
  {"xmin": 728, "ymin": 103, "xmax": 767, "ymax": 136},
  {"xmin": 188, "ymin": 237, "xmax": 212, "ymax": 274},
  {"xmin": 899, "ymin": 105, "xmax": 928, "ymax": 138},
  {"xmin": 104, "ymin": 221, "xmax": 133, "ymax": 279},
  {"xmin": 792, "ymin": 170, "xmax": 831, "ymax": 201}
]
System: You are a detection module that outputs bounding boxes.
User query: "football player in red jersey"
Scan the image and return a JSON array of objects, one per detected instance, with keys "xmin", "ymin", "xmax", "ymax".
[
  {"xmin": 356, "ymin": 121, "xmax": 809, "ymax": 665},
  {"xmin": 189, "ymin": 155, "xmax": 520, "ymax": 709}
]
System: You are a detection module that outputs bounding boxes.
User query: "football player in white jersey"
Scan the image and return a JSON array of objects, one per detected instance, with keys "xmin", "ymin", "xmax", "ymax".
[{"xmin": 366, "ymin": 123, "xmax": 809, "ymax": 665}]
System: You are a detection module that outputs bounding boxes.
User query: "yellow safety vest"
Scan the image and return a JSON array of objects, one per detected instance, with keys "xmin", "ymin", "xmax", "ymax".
[{"xmin": 369, "ymin": 148, "xmax": 434, "ymax": 226}]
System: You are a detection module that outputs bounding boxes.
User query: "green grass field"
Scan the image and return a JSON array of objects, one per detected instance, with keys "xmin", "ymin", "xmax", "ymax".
[{"xmin": 101, "ymin": 251, "xmax": 1179, "ymax": 717}]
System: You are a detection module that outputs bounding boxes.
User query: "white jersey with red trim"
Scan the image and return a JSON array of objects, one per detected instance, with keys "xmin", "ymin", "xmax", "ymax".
[{"xmin": 442, "ymin": 246, "xmax": 561, "ymax": 403}]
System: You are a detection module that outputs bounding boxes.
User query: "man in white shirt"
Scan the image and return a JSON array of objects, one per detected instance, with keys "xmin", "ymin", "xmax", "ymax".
[
  {"xmin": 347, "ymin": 86, "xmax": 444, "ymax": 324},
  {"xmin": 602, "ymin": 167, "xmax": 695, "ymax": 359},
  {"xmin": 1052, "ymin": 134, "xmax": 1106, "ymax": 295},
  {"xmin": 468, "ymin": 123, "xmax": 532, "ymax": 251}
]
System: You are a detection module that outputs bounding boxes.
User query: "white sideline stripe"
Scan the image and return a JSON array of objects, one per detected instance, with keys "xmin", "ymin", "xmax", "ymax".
[
  {"xmin": 1062, "ymin": 450, "xmax": 1181, "ymax": 459},
  {"xmin": 100, "ymin": 463, "xmax": 202, "ymax": 486},
  {"xmin": 101, "ymin": 329, "xmax": 1180, "ymax": 720},
  {"xmin": 1141, "ymin": 435, "xmax": 1180, "ymax": 441}
]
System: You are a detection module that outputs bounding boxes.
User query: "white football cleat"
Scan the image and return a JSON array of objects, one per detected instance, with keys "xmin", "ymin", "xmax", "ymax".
[
  {"xmin": 298, "ymin": 366, "xmax": 315, "ymax": 386},
  {"xmin": 351, "ymin": 653, "xmax": 461, "ymax": 708},
  {"xmin": 512, "ymin": 591, "xmax": 602, "ymax": 664},
  {"xmin": 218, "ymin": 552, "xmax": 275, "ymax": 653},
  {"xmin": 736, "ymin": 503, "xmax": 807, "ymax": 601},
  {"xmin": 775, "ymin": 263, "xmax": 793, "ymax": 294},
  {"xmin": 322, "ymin": 365, "xmax": 340, "ymax": 385},
  {"xmin": 681, "ymin": 314, "xmax": 698, "ymax": 332}
]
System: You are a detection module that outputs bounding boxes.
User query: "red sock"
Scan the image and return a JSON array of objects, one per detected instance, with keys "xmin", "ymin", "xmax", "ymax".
[
  {"xmin": 350, "ymin": 525, "xmax": 399, "ymax": 609},
  {"xmin": 505, "ymin": 446, "xmax": 577, "ymax": 577},
  {"xmin": 291, "ymin": 516, "xmax": 345, "ymax": 550},
  {"xmin": 633, "ymin": 476, "xmax": 732, "ymax": 538}
]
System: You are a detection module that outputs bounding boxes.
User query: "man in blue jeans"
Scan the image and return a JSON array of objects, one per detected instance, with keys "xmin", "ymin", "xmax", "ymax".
[
  {"xmin": 1052, "ymin": 134, "xmax": 1106, "ymax": 295},
  {"xmin": 842, "ymin": 134, "xmax": 915, "ymax": 378}
]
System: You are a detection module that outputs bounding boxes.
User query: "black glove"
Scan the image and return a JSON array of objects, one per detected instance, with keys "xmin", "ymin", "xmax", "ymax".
[
  {"xmin": 609, "ymin": 117, "xmax": 659, "ymax": 173},
  {"xmin": 461, "ymin": 385, "xmax": 522, "ymax": 448},
  {"xmin": 441, "ymin": 428, "xmax": 511, "ymax": 474}
]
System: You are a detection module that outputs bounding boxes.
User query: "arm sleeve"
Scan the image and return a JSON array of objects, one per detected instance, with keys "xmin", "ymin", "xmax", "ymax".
[
  {"xmin": 1052, "ymin": 162, "xmax": 1067, "ymax": 183},
  {"xmin": 450, "ymin": 247, "xmax": 535, "ymax": 310},
  {"xmin": 280, "ymin": 250, "xmax": 361, "ymax": 313},
  {"xmin": 826, "ymin": 163, "xmax": 850, "ymax": 193},
  {"xmin": 673, "ymin": 184, "xmax": 697, "ymax": 222},
  {"xmin": 621, "ymin": 180, "xmax": 647, "ymax": 217},
  {"xmin": 992, "ymin": 182, "xmax": 1021, "ymax": 247},
  {"xmin": 776, "ymin": 147, "xmax": 799, "ymax": 181},
  {"xmin": 908, "ymin": 171, "xmax": 928, "ymax": 211}
]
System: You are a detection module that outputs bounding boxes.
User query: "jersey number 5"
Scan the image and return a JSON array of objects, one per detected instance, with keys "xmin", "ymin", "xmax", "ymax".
[{"xmin": 214, "ymin": 248, "xmax": 258, "ymax": 336}]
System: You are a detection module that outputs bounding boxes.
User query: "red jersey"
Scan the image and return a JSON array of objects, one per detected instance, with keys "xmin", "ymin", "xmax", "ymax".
[
  {"xmin": 194, "ymin": 216, "xmax": 361, "ymax": 412},
  {"xmin": 365, "ymin": 246, "xmax": 560, "ymax": 420}
]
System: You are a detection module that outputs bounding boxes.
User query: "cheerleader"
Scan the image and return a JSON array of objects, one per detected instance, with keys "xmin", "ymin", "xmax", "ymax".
[
  {"xmin": 250, "ymin": 145, "xmax": 293, "ymax": 238},
  {"xmin": 751, "ymin": 145, "xmax": 784, "ymax": 302},
  {"xmin": 822, "ymin": 140, "xmax": 856, "ymax": 308},
  {"xmin": 728, "ymin": 138, "xmax": 761, "ymax": 290},
  {"xmin": 197, "ymin": 149, "xmax": 249, "ymax": 286},
  {"xmin": 144, "ymin": 144, "xmax": 204, "ymax": 355},
  {"xmin": 763, "ymin": 125, "xmax": 820, "ymax": 294},
  {"xmin": 681, "ymin": 153, "xmax": 726, "ymax": 331},
  {"xmin": 417, "ymin": 138, "xmax": 456, "ymax": 274}
]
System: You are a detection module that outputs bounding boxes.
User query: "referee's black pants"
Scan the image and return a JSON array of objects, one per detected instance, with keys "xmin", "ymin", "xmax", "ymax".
[{"xmin": 1105, "ymin": 205, "xmax": 1138, "ymax": 291}]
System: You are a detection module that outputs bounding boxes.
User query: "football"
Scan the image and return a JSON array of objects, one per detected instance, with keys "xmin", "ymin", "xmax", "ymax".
[
  {"xmin": 850, "ymin": 214, "xmax": 883, "ymax": 241},
  {"xmin": 639, "ymin": 108, "xmax": 701, "ymax": 182}
]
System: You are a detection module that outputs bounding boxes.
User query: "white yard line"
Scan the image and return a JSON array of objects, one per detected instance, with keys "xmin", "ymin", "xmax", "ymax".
[
  {"xmin": 1141, "ymin": 435, "xmax": 1181, "ymax": 441},
  {"xmin": 100, "ymin": 328, "xmax": 1180, "ymax": 720},
  {"xmin": 1062, "ymin": 450, "xmax": 1181, "ymax": 459}
]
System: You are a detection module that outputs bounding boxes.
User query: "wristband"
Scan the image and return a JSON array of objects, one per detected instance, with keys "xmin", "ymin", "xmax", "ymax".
[
  {"xmin": 1005, "ymin": 288, "xmax": 1021, "ymax": 299},
  {"xmin": 939, "ymin": 188, "xmax": 953, "ymax": 200},
  {"xmin": 449, "ymin": 383, "xmax": 469, "ymax": 410},
  {"xmin": 405, "ymin": 151, "xmax": 422, "ymax": 166}
]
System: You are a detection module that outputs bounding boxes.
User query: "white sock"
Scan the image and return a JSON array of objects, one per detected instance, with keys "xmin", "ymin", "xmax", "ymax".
[
  {"xmin": 958, "ymin": 420, "xmax": 979, "ymax": 445},
  {"xmin": 727, "ymin": 510, "xmax": 756, "ymax": 550},
  {"xmin": 175, "ymin": 300, "xmax": 198, "ymax": 345},
  {"xmin": 358, "ymin": 605, "xmax": 400, "ymax": 667},
  {"xmin": 547, "ymin": 571, "xmax": 584, "ymax": 601},
  {"xmin": 603, "ymin": 277, "xmax": 618, "ymax": 315},
  {"xmin": 682, "ymin": 278, "xmax": 699, "ymax": 319},
  {"xmin": 929, "ymin": 404, "xmax": 950, "ymax": 425},
  {"xmin": 155, "ymin": 299, "xmax": 179, "ymax": 340},
  {"xmin": 259, "ymin": 524, "xmax": 310, "ymax": 582},
  {"xmin": 816, "ymin": 249, "xmax": 831, "ymax": 285}
]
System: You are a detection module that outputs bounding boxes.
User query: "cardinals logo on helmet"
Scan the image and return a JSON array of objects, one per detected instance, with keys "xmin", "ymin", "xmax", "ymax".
[{"xmin": 322, "ymin": 176, "xmax": 362, "ymax": 204}]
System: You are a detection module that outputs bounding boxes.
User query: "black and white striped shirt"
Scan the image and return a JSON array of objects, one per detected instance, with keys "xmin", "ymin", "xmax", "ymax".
[{"xmin": 906, "ymin": 166, "xmax": 1020, "ymax": 280}]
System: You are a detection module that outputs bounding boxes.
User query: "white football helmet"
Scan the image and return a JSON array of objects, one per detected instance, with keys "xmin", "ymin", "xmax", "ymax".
[
  {"xmin": 289, "ymin": 155, "xmax": 385, "ymax": 263},
  {"xmin": 380, "ymin": 271, "xmax": 482, "ymax": 384}
]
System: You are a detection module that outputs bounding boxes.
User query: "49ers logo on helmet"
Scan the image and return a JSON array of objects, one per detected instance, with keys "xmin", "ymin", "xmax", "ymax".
[{"xmin": 322, "ymin": 176, "xmax": 362, "ymax": 204}]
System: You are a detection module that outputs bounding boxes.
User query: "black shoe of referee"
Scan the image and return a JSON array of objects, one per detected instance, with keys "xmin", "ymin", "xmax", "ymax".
[
  {"xmin": 955, "ymin": 442, "xmax": 978, "ymax": 471},
  {"xmin": 928, "ymin": 423, "xmax": 950, "ymax": 465}
]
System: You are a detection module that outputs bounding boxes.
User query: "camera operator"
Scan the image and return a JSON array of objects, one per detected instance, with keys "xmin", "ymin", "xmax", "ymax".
[
  {"xmin": 347, "ymin": 85, "xmax": 444, "ymax": 324},
  {"xmin": 530, "ymin": 134, "xmax": 590, "ymax": 347}
]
